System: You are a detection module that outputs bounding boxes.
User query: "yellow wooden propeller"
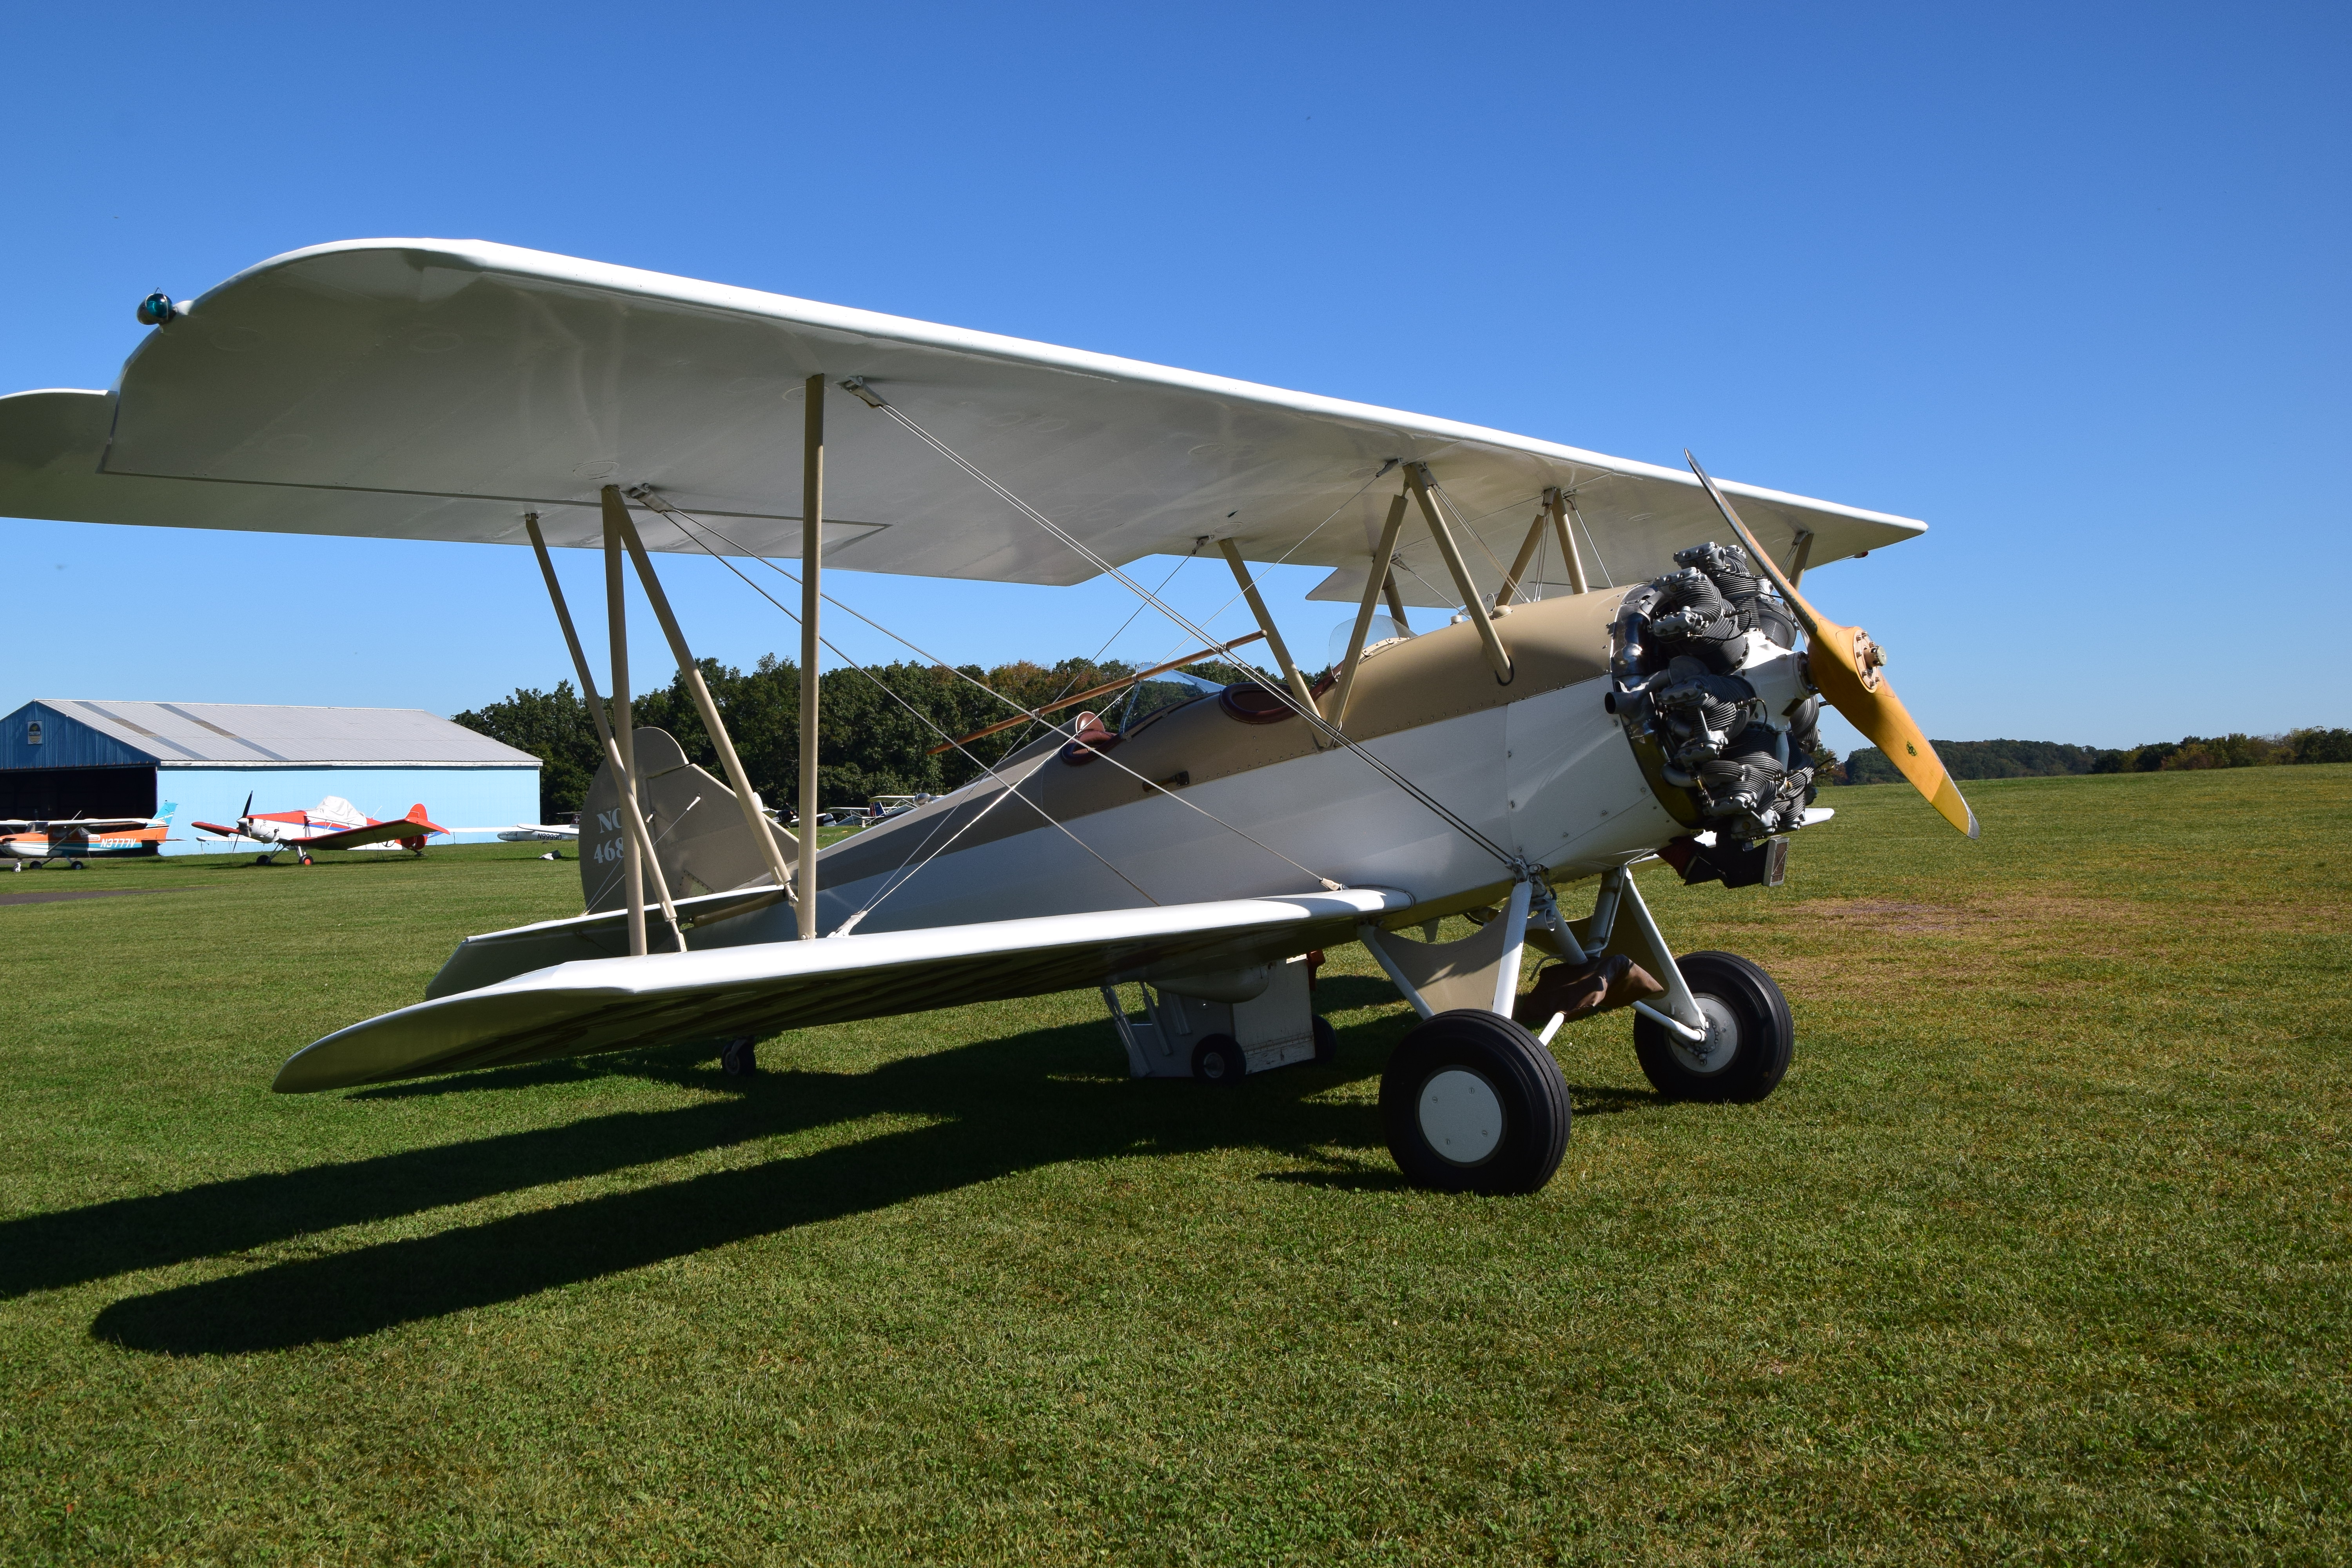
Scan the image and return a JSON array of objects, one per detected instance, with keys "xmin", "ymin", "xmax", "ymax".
[{"xmin": 1684, "ymin": 453, "xmax": 1978, "ymax": 839}]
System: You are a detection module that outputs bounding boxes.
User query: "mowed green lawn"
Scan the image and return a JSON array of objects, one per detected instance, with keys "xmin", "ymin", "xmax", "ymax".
[{"xmin": 2, "ymin": 769, "xmax": 2347, "ymax": 1565}]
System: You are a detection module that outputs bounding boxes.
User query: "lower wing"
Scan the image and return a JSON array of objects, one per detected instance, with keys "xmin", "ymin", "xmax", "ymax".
[
  {"xmin": 274, "ymin": 888, "xmax": 1407, "ymax": 1093},
  {"xmin": 299, "ymin": 816, "xmax": 442, "ymax": 851}
]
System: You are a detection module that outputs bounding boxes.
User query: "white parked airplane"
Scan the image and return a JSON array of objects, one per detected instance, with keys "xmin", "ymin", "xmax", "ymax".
[
  {"xmin": 0, "ymin": 240, "xmax": 1973, "ymax": 1192},
  {"xmin": 478, "ymin": 822, "xmax": 579, "ymax": 843}
]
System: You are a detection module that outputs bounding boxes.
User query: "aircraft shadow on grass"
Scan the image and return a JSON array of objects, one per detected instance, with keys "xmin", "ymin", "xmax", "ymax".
[{"xmin": 4, "ymin": 976, "xmax": 1657, "ymax": 1357}]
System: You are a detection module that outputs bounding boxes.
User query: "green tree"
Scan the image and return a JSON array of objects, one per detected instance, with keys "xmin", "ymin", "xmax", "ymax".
[{"xmin": 2291, "ymin": 728, "xmax": 2352, "ymax": 764}]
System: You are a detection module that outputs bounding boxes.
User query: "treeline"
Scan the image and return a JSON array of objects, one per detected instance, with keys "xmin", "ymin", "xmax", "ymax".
[
  {"xmin": 455, "ymin": 653, "xmax": 1249, "ymax": 820},
  {"xmin": 1842, "ymin": 729, "xmax": 2352, "ymax": 784}
]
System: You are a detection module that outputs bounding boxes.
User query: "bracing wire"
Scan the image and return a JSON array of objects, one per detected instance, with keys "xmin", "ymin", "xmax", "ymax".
[
  {"xmin": 1152, "ymin": 466, "xmax": 1388, "ymax": 674},
  {"xmin": 639, "ymin": 498, "xmax": 1364, "ymax": 924},
  {"xmin": 1427, "ymin": 476, "xmax": 1543, "ymax": 586},
  {"xmin": 644, "ymin": 512, "xmax": 1164, "ymax": 912},
  {"xmin": 1005, "ymin": 545, "xmax": 1199, "ymax": 762},
  {"xmin": 852, "ymin": 394, "xmax": 1518, "ymax": 866},
  {"xmin": 659, "ymin": 504, "xmax": 1348, "ymax": 901},
  {"xmin": 1565, "ymin": 493, "xmax": 1615, "ymax": 588},
  {"xmin": 582, "ymin": 795, "xmax": 706, "ymax": 916}
]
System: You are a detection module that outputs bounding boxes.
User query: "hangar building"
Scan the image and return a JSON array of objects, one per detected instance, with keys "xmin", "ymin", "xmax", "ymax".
[{"xmin": 0, "ymin": 700, "xmax": 539, "ymax": 852}]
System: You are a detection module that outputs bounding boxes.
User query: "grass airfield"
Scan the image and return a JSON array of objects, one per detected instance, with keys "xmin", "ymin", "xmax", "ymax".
[{"xmin": 2, "ymin": 769, "xmax": 2347, "ymax": 1565}]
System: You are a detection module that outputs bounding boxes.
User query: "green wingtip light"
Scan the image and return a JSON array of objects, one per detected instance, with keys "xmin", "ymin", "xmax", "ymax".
[{"xmin": 136, "ymin": 292, "xmax": 175, "ymax": 327}]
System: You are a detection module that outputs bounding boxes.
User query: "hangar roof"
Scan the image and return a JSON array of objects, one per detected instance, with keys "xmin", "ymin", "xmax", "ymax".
[{"xmin": 1, "ymin": 700, "xmax": 539, "ymax": 769}]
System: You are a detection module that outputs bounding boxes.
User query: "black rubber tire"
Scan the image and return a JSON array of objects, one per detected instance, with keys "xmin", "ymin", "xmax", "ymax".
[
  {"xmin": 255, "ymin": 855, "xmax": 272, "ymax": 866},
  {"xmin": 719, "ymin": 1037, "xmax": 758, "ymax": 1077},
  {"xmin": 1632, "ymin": 950, "xmax": 1794, "ymax": 1103},
  {"xmin": 1192, "ymin": 1033, "xmax": 1247, "ymax": 1086},
  {"xmin": 1380, "ymin": 1009, "xmax": 1570, "ymax": 1194},
  {"xmin": 1311, "ymin": 1015, "xmax": 1338, "ymax": 1064}
]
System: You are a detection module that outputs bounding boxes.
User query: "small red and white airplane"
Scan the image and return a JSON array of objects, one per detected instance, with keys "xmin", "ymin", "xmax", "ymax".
[{"xmin": 193, "ymin": 795, "xmax": 447, "ymax": 865}]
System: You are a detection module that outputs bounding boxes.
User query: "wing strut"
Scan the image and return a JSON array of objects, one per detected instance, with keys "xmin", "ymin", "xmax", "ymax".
[
  {"xmin": 1493, "ymin": 506, "xmax": 1549, "ymax": 608},
  {"xmin": 603, "ymin": 498, "xmax": 654, "ymax": 955},
  {"xmin": 1214, "ymin": 539, "xmax": 1325, "ymax": 742},
  {"xmin": 1381, "ymin": 570, "xmax": 1414, "ymax": 635},
  {"xmin": 1404, "ymin": 463, "xmax": 1513, "ymax": 684},
  {"xmin": 1328, "ymin": 488, "xmax": 1410, "ymax": 733},
  {"xmin": 1544, "ymin": 487, "xmax": 1591, "ymax": 595},
  {"xmin": 610, "ymin": 488, "xmax": 799, "ymax": 898},
  {"xmin": 798, "ymin": 374, "xmax": 825, "ymax": 939},
  {"xmin": 524, "ymin": 511, "xmax": 685, "ymax": 953}
]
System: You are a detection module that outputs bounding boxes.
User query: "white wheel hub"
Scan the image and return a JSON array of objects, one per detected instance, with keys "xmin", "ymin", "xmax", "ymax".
[
  {"xmin": 1417, "ymin": 1068, "xmax": 1504, "ymax": 1165},
  {"xmin": 1670, "ymin": 995, "xmax": 1742, "ymax": 1075}
]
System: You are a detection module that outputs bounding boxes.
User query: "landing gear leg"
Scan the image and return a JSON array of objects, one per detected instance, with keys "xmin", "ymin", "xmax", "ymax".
[
  {"xmin": 1632, "ymin": 951, "xmax": 1794, "ymax": 1102},
  {"xmin": 1365, "ymin": 881, "xmax": 1570, "ymax": 1194}
]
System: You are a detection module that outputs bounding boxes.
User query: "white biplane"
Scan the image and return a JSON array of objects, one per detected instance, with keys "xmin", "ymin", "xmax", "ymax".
[{"xmin": 0, "ymin": 241, "xmax": 1973, "ymax": 1193}]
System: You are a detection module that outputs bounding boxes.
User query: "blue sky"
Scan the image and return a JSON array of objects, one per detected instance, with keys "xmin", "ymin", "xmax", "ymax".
[{"xmin": 2, "ymin": 2, "xmax": 2343, "ymax": 753}]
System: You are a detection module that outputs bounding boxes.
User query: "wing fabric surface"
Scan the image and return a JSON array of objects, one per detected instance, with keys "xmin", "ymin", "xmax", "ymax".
[
  {"xmin": 0, "ymin": 240, "xmax": 1925, "ymax": 599},
  {"xmin": 274, "ymin": 889, "xmax": 1408, "ymax": 1093}
]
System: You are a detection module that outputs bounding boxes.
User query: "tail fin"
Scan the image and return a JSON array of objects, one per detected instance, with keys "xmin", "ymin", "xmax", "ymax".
[
  {"xmin": 581, "ymin": 727, "xmax": 797, "ymax": 913},
  {"xmin": 154, "ymin": 800, "xmax": 178, "ymax": 825},
  {"xmin": 406, "ymin": 804, "xmax": 449, "ymax": 836}
]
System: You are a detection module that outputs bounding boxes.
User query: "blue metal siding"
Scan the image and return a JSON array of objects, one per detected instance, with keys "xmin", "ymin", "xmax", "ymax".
[
  {"xmin": 0, "ymin": 702, "xmax": 157, "ymax": 769},
  {"xmin": 163, "ymin": 766, "xmax": 542, "ymax": 855}
]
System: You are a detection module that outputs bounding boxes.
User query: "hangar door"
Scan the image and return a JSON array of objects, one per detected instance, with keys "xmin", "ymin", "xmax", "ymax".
[{"xmin": 0, "ymin": 766, "xmax": 159, "ymax": 820}]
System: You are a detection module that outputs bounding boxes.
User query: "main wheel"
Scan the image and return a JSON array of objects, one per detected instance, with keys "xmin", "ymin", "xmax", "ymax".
[
  {"xmin": 1380, "ymin": 1009, "xmax": 1570, "ymax": 1194},
  {"xmin": 1192, "ymin": 1033, "xmax": 1246, "ymax": 1085},
  {"xmin": 1311, "ymin": 1014, "xmax": 1338, "ymax": 1064},
  {"xmin": 719, "ymin": 1037, "xmax": 758, "ymax": 1077},
  {"xmin": 1632, "ymin": 950, "xmax": 1793, "ymax": 1103}
]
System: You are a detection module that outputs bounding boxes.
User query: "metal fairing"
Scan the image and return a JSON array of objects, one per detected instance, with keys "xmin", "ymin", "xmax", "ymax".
[{"xmin": 1504, "ymin": 679, "xmax": 1685, "ymax": 870}]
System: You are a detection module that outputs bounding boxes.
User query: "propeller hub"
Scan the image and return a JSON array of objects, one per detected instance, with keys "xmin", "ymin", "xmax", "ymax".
[{"xmin": 1849, "ymin": 630, "xmax": 1886, "ymax": 692}]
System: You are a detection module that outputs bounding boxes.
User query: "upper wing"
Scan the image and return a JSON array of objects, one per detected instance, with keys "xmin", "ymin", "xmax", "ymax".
[
  {"xmin": 0, "ymin": 240, "xmax": 1924, "ymax": 597},
  {"xmin": 274, "ymin": 887, "xmax": 1408, "ymax": 1093}
]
